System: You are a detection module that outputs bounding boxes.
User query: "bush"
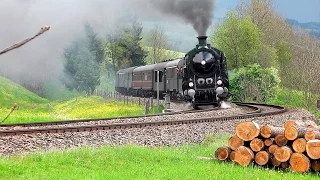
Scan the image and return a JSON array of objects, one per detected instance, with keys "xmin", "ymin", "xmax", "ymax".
[{"xmin": 229, "ymin": 64, "xmax": 280, "ymax": 103}]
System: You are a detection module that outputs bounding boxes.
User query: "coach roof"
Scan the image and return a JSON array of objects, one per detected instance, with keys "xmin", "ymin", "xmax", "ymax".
[{"xmin": 133, "ymin": 64, "xmax": 157, "ymax": 72}]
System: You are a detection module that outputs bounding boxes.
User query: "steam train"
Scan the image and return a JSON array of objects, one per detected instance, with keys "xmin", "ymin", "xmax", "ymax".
[{"xmin": 115, "ymin": 36, "xmax": 229, "ymax": 108}]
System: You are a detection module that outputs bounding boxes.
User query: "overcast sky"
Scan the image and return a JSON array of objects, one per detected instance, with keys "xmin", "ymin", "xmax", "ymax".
[{"xmin": 215, "ymin": 0, "xmax": 320, "ymax": 22}]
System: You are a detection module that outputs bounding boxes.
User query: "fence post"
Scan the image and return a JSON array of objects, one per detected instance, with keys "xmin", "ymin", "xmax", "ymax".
[
  {"xmin": 139, "ymin": 97, "xmax": 141, "ymax": 105},
  {"xmin": 317, "ymin": 100, "xmax": 320, "ymax": 110},
  {"xmin": 144, "ymin": 100, "xmax": 149, "ymax": 115},
  {"xmin": 150, "ymin": 97, "xmax": 153, "ymax": 108}
]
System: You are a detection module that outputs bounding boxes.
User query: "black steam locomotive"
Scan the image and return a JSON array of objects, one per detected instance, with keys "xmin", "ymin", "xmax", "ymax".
[{"xmin": 115, "ymin": 36, "xmax": 229, "ymax": 108}]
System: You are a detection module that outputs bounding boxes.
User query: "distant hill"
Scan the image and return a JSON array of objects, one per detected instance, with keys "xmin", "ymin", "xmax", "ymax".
[
  {"xmin": 286, "ymin": 19, "xmax": 320, "ymax": 38},
  {"xmin": 0, "ymin": 76, "xmax": 48, "ymax": 107}
]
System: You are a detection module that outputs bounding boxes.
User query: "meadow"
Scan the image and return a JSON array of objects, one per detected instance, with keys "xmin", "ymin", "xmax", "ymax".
[
  {"xmin": 0, "ymin": 135, "xmax": 318, "ymax": 180},
  {"xmin": 0, "ymin": 96, "xmax": 162, "ymax": 124}
]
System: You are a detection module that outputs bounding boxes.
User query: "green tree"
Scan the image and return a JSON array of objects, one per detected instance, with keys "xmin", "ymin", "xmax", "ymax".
[
  {"xmin": 61, "ymin": 24, "xmax": 103, "ymax": 94},
  {"xmin": 211, "ymin": 12, "xmax": 262, "ymax": 69},
  {"xmin": 229, "ymin": 64, "xmax": 280, "ymax": 103},
  {"xmin": 85, "ymin": 23, "xmax": 105, "ymax": 64}
]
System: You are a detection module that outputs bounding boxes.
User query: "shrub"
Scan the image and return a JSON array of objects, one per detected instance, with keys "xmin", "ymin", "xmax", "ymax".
[{"xmin": 229, "ymin": 64, "xmax": 280, "ymax": 103}]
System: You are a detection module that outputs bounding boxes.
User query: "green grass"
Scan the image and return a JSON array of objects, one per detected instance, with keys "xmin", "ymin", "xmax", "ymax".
[
  {"xmin": 1, "ymin": 96, "xmax": 146, "ymax": 124},
  {"xmin": 0, "ymin": 76, "xmax": 48, "ymax": 107},
  {"xmin": 269, "ymin": 88, "xmax": 320, "ymax": 119},
  {"xmin": 0, "ymin": 135, "xmax": 318, "ymax": 180}
]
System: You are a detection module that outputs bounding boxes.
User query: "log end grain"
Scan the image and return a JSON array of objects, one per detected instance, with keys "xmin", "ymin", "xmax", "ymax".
[
  {"xmin": 289, "ymin": 153, "xmax": 310, "ymax": 173},
  {"xmin": 228, "ymin": 135, "xmax": 244, "ymax": 150},
  {"xmin": 292, "ymin": 138, "xmax": 306, "ymax": 153},
  {"xmin": 275, "ymin": 134, "xmax": 288, "ymax": 146},
  {"xmin": 306, "ymin": 140, "xmax": 320, "ymax": 160},
  {"xmin": 264, "ymin": 138, "xmax": 274, "ymax": 147},
  {"xmin": 284, "ymin": 126, "xmax": 298, "ymax": 140},
  {"xmin": 268, "ymin": 144, "xmax": 279, "ymax": 154},
  {"xmin": 234, "ymin": 146, "xmax": 254, "ymax": 166},
  {"xmin": 284, "ymin": 121, "xmax": 297, "ymax": 128},
  {"xmin": 250, "ymin": 138, "xmax": 265, "ymax": 152},
  {"xmin": 230, "ymin": 151, "xmax": 236, "ymax": 162},
  {"xmin": 312, "ymin": 160, "xmax": 320, "ymax": 172},
  {"xmin": 304, "ymin": 130, "xmax": 315, "ymax": 141},
  {"xmin": 236, "ymin": 122, "xmax": 260, "ymax": 141},
  {"xmin": 255, "ymin": 151, "xmax": 269, "ymax": 166},
  {"xmin": 260, "ymin": 125, "xmax": 272, "ymax": 138},
  {"xmin": 274, "ymin": 146, "xmax": 293, "ymax": 162},
  {"xmin": 215, "ymin": 146, "xmax": 231, "ymax": 161}
]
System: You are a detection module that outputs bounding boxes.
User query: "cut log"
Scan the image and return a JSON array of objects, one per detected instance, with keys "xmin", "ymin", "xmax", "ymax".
[
  {"xmin": 311, "ymin": 160, "xmax": 320, "ymax": 172},
  {"xmin": 234, "ymin": 146, "xmax": 254, "ymax": 166},
  {"xmin": 268, "ymin": 144, "xmax": 279, "ymax": 154},
  {"xmin": 260, "ymin": 125, "xmax": 284, "ymax": 138},
  {"xmin": 284, "ymin": 121, "xmax": 297, "ymax": 128},
  {"xmin": 228, "ymin": 135, "xmax": 244, "ymax": 150},
  {"xmin": 250, "ymin": 138, "xmax": 265, "ymax": 152},
  {"xmin": 215, "ymin": 146, "xmax": 231, "ymax": 161},
  {"xmin": 284, "ymin": 126, "xmax": 307, "ymax": 140},
  {"xmin": 292, "ymin": 138, "xmax": 307, "ymax": 153},
  {"xmin": 289, "ymin": 153, "xmax": 310, "ymax": 173},
  {"xmin": 275, "ymin": 134, "xmax": 288, "ymax": 146},
  {"xmin": 304, "ymin": 130, "xmax": 316, "ymax": 141},
  {"xmin": 264, "ymin": 138, "xmax": 274, "ymax": 147},
  {"xmin": 254, "ymin": 151, "xmax": 269, "ymax": 166},
  {"xmin": 306, "ymin": 139, "xmax": 320, "ymax": 159},
  {"xmin": 270, "ymin": 155, "xmax": 281, "ymax": 167},
  {"xmin": 281, "ymin": 162, "xmax": 290, "ymax": 169},
  {"xmin": 230, "ymin": 151, "xmax": 236, "ymax": 162},
  {"xmin": 274, "ymin": 146, "xmax": 293, "ymax": 162},
  {"xmin": 235, "ymin": 121, "xmax": 260, "ymax": 141}
]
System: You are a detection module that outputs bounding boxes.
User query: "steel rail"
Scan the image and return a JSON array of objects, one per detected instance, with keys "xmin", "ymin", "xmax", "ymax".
[
  {"xmin": 0, "ymin": 102, "xmax": 259, "ymax": 128},
  {"xmin": 0, "ymin": 103, "xmax": 285, "ymax": 137}
]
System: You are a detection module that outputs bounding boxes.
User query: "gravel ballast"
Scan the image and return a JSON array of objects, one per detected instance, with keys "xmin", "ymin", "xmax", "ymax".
[{"xmin": 0, "ymin": 107, "xmax": 317, "ymax": 156}]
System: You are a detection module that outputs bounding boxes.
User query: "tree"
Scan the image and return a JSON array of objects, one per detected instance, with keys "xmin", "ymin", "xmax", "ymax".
[
  {"xmin": 146, "ymin": 27, "xmax": 169, "ymax": 64},
  {"xmin": 211, "ymin": 12, "xmax": 262, "ymax": 69},
  {"xmin": 61, "ymin": 24, "xmax": 102, "ymax": 94},
  {"xmin": 105, "ymin": 21, "xmax": 147, "ymax": 71},
  {"xmin": 119, "ymin": 21, "xmax": 147, "ymax": 67},
  {"xmin": 229, "ymin": 64, "xmax": 280, "ymax": 103}
]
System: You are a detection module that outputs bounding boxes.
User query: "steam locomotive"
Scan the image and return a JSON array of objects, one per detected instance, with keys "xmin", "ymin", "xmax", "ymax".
[{"xmin": 115, "ymin": 36, "xmax": 229, "ymax": 108}]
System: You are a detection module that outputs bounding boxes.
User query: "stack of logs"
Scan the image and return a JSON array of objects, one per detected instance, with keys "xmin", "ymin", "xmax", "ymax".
[{"xmin": 215, "ymin": 121, "xmax": 320, "ymax": 173}]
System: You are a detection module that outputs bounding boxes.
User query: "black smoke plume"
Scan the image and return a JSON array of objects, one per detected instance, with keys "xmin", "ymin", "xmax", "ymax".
[{"xmin": 149, "ymin": 0, "xmax": 215, "ymax": 36}]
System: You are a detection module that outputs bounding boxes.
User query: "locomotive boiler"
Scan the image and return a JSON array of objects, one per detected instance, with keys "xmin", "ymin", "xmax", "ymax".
[{"xmin": 180, "ymin": 36, "xmax": 229, "ymax": 108}]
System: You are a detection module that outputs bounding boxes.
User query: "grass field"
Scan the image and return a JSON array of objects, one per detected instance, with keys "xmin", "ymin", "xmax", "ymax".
[
  {"xmin": 0, "ymin": 135, "xmax": 318, "ymax": 180},
  {"xmin": 0, "ymin": 96, "xmax": 163, "ymax": 124}
]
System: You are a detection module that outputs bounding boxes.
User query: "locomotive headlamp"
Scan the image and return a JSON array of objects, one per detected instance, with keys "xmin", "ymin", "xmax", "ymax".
[
  {"xmin": 206, "ymin": 78, "xmax": 213, "ymax": 84},
  {"xmin": 217, "ymin": 80, "xmax": 223, "ymax": 86},
  {"xmin": 188, "ymin": 82, "xmax": 194, "ymax": 88},
  {"xmin": 201, "ymin": 60, "xmax": 206, "ymax": 65},
  {"xmin": 197, "ymin": 78, "xmax": 205, "ymax": 85}
]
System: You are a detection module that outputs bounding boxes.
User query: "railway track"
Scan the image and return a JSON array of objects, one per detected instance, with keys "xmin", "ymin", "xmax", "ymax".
[{"xmin": 0, "ymin": 102, "xmax": 285, "ymax": 137}]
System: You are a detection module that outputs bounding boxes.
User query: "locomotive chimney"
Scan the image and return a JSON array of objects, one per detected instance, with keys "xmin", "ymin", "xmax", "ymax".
[{"xmin": 197, "ymin": 36, "xmax": 208, "ymax": 47}]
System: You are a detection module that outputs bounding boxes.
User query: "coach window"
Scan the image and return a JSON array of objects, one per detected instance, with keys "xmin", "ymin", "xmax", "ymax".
[{"xmin": 155, "ymin": 71, "xmax": 163, "ymax": 82}]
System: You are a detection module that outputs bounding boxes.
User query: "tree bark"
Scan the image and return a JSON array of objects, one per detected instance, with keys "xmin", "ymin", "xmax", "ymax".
[
  {"xmin": 284, "ymin": 126, "xmax": 307, "ymax": 140},
  {"xmin": 260, "ymin": 125, "xmax": 284, "ymax": 138}
]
